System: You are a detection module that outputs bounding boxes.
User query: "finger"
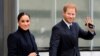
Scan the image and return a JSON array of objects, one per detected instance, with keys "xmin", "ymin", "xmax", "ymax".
[
  {"xmin": 88, "ymin": 17, "xmax": 92, "ymax": 23},
  {"xmin": 86, "ymin": 17, "xmax": 90, "ymax": 23},
  {"xmin": 88, "ymin": 17, "xmax": 93, "ymax": 24},
  {"xmin": 86, "ymin": 17, "xmax": 93, "ymax": 24},
  {"xmin": 85, "ymin": 18, "xmax": 88, "ymax": 23},
  {"xmin": 32, "ymin": 52, "xmax": 37, "ymax": 56},
  {"xmin": 28, "ymin": 52, "xmax": 37, "ymax": 56},
  {"xmin": 85, "ymin": 17, "xmax": 89, "ymax": 24}
]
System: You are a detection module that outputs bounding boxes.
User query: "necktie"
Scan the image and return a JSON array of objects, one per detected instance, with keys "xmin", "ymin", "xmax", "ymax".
[{"xmin": 69, "ymin": 25, "xmax": 72, "ymax": 30}]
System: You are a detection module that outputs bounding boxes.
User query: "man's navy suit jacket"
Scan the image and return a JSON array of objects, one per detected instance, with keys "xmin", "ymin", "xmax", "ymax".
[{"xmin": 49, "ymin": 20, "xmax": 95, "ymax": 56}]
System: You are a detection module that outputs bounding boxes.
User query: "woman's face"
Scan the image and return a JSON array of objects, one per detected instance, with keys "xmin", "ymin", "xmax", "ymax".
[{"xmin": 18, "ymin": 15, "xmax": 30, "ymax": 30}]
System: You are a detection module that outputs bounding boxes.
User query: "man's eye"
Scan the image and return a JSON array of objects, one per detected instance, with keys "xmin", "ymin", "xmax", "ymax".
[{"xmin": 67, "ymin": 13, "xmax": 70, "ymax": 15}]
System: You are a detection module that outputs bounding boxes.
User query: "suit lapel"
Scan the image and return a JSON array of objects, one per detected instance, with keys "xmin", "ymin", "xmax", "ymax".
[
  {"xmin": 60, "ymin": 20, "xmax": 69, "ymax": 30},
  {"xmin": 61, "ymin": 21, "xmax": 77, "ymax": 45},
  {"xmin": 30, "ymin": 34, "xmax": 37, "ymax": 51}
]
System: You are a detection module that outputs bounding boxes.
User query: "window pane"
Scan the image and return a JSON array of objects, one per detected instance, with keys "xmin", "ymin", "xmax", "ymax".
[
  {"xmin": 19, "ymin": 0, "xmax": 99, "ymax": 51},
  {"xmin": 93, "ymin": 0, "xmax": 100, "ymax": 48},
  {"xmin": 19, "ymin": 0, "xmax": 54, "ymax": 50}
]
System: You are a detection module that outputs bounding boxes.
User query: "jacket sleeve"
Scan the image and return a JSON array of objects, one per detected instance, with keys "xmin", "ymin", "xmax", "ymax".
[
  {"xmin": 77, "ymin": 23, "xmax": 96, "ymax": 40},
  {"xmin": 49, "ymin": 26, "xmax": 60, "ymax": 56},
  {"xmin": 31, "ymin": 34, "xmax": 40, "ymax": 56},
  {"xmin": 7, "ymin": 34, "xmax": 18, "ymax": 56}
]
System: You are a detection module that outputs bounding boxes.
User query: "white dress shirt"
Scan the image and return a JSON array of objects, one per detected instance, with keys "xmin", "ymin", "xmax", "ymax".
[{"xmin": 63, "ymin": 19, "xmax": 72, "ymax": 29}]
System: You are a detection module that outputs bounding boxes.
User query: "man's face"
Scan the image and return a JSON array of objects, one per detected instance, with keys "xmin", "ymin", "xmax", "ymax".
[{"xmin": 63, "ymin": 8, "xmax": 76, "ymax": 24}]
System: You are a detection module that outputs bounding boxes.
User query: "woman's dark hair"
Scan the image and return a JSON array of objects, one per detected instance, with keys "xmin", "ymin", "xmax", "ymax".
[{"xmin": 17, "ymin": 12, "xmax": 30, "ymax": 22}]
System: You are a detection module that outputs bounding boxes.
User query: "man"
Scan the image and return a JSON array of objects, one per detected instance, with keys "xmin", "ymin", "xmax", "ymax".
[{"xmin": 49, "ymin": 3, "xmax": 96, "ymax": 56}]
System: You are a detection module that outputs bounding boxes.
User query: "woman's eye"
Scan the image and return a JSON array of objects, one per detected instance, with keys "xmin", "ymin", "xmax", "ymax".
[
  {"xmin": 26, "ymin": 20, "xmax": 30, "ymax": 22},
  {"xmin": 21, "ymin": 20, "xmax": 25, "ymax": 22}
]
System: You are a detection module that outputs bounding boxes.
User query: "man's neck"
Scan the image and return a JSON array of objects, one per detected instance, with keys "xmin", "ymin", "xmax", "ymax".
[{"xmin": 63, "ymin": 19, "xmax": 72, "ymax": 26}]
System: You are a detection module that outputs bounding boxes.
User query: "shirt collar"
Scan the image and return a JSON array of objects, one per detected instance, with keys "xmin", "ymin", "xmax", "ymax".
[{"xmin": 63, "ymin": 19, "xmax": 72, "ymax": 28}]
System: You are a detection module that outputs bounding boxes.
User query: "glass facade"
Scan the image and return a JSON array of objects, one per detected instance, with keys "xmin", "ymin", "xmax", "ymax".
[
  {"xmin": 19, "ymin": 0, "xmax": 99, "ymax": 51},
  {"xmin": 93, "ymin": 0, "xmax": 100, "ymax": 49}
]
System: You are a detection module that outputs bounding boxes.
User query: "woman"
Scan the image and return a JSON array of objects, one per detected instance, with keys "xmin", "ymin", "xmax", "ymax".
[{"xmin": 7, "ymin": 12, "xmax": 39, "ymax": 56}]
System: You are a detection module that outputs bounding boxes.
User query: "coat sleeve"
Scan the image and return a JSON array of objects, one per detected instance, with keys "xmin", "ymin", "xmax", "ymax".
[
  {"xmin": 77, "ymin": 23, "xmax": 96, "ymax": 40},
  {"xmin": 31, "ymin": 34, "xmax": 40, "ymax": 56},
  {"xmin": 7, "ymin": 34, "xmax": 18, "ymax": 56},
  {"xmin": 49, "ymin": 26, "xmax": 60, "ymax": 56}
]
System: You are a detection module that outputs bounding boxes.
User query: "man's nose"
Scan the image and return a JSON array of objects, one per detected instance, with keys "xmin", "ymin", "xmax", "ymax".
[{"xmin": 70, "ymin": 15, "xmax": 73, "ymax": 18}]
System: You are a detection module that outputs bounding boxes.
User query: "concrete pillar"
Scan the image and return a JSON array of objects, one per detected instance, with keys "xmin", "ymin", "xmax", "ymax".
[{"xmin": 0, "ymin": 0, "xmax": 18, "ymax": 56}]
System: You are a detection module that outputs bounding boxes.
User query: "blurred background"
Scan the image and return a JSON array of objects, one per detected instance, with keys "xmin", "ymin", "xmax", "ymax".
[{"xmin": 0, "ymin": 0, "xmax": 100, "ymax": 56}]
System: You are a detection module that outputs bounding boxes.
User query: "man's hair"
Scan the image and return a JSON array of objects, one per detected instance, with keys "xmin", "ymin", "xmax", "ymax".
[{"xmin": 63, "ymin": 3, "xmax": 77, "ymax": 13}]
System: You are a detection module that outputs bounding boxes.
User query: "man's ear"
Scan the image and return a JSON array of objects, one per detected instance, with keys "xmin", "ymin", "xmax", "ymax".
[{"xmin": 62, "ymin": 12, "xmax": 65, "ymax": 17}]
